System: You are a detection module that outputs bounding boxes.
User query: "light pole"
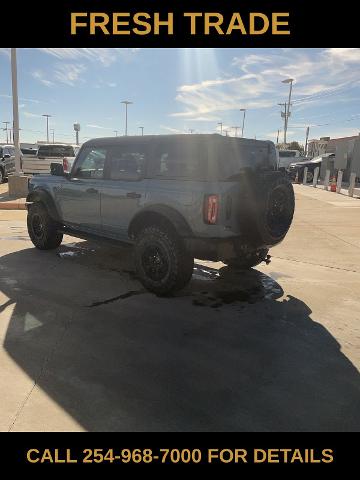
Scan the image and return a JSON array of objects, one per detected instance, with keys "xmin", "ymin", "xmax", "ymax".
[
  {"xmin": 240, "ymin": 109, "xmax": 246, "ymax": 137},
  {"xmin": 232, "ymin": 126, "xmax": 240, "ymax": 137},
  {"xmin": 121, "ymin": 100, "xmax": 133, "ymax": 136},
  {"xmin": 139, "ymin": 126, "xmax": 144, "ymax": 136},
  {"xmin": 11, "ymin": 48, "xmax": 21, "ymax": 175},
  {"xmin": 282, "ymin": 78, "xmax": 294, "ymax": 145},
  {"xmin": 50, "ymin": 128, "xmax": 55, "ymax": 143},
  {"xmin": 2, "ymin": 122, "xmax": 10, "ymax": 143},
  {"xmin": 217, "ymin": 122, "xmax": 223, "ymax": 135},
  {"xmin": 114, "ymin": 130, "xmax": 118, "ymax": 137},
  {"xmin": 42, "ymin": 114, "xmax": 52, "ymax": 142}
]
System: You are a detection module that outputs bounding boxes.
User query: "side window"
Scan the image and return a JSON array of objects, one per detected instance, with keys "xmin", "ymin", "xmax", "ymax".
[
  {"xmin": 108, "ymin": 147, "xmax": 145, "ymax": 181},
  {"xmin": 73, "ymin": 147, "xmax": 107, "ymax": 179},
  {"xmin": 3, "ymin": 148, "xmax": 10, "ymax": 156}
]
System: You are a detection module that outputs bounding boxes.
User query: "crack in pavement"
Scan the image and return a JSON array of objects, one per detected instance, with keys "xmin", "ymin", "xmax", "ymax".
[{"xmin": 88, "ymin": 290, "xmax": 145, "ymax": 307}]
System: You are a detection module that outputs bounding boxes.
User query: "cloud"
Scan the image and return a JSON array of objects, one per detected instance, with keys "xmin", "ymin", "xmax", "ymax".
[
  {"xmin": 32, "ymin": 64, "xmax": 86, "ymax": 87},
  {"xmin": 23, "ymin": 111, "xmax": 43, "ymax": 118},
  {"xmin": 32, "ymin": 70, "xmax": 54, "ymax": 87},
  {"xmin": 171, "ymin": 48, "xmax": 360, "ymax": 119},
  {"xmin": 160, "ymin": 125, "xmax": 186, "ymax": 134},
  {"xmin": 0, "ymin": 94, "xmax": 40, "ymax": 103},
  {"xmin": 38, "ymin": 48, "xmax": 140, "ymax": 67},
  {"xmin": 86, "ymin": 124, "xmax": 112, "ymax": 130},
  {"xmin": 53, "ymin": 64, "xmax": 86, "ymax": 86}
]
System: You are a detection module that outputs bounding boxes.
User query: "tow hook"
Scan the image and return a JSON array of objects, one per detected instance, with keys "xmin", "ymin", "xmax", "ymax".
[{"xmin": 264, "ymin": 254, "xmax": 271, "ymax": 265}]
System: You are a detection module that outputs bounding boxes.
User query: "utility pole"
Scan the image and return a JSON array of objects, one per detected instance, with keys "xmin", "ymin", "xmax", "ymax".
[
  {"xmin": 217, "ymin": 122, "xmax": 223, "ymax": 135},
  {"xmin": 11, "ymin": 48, "xmax": 21, "ymax": 175},
  {"xmin": 276, "ymin": 129, "xmax": 280, "ymax": 145},
  {"xmin": 121, "ymin": 100, "xmax": 133, "ymax": 136},
  {"xmin": 240, "ymin": 109, "xmax": 246, "ymax": 137},
  {"xmin": 139, "ymin": 126, "xmax": 144, "ymax": 136},
  {"xmin": 278, "ymin": 103, "xmax": 287, "ymax": 146},
  {"xmin": 232, "ymin": 126, "xmax": 240, "ymax": 137},
  {"xmin": 189, "ymin": 129, "xmax": 194, "ymax": 134},
  {"xmin": 282, "ymin": 78, "xmax": 294, "ymax": 145},
  {"xmin": 305, "ymin": 126, "xmax": 310, "ymax": 156},
  {"xmin": 42, "ymin": 114, "xmax": 52, "ymax": 143},
  {"xmin": 50, "ymin": 128, "xmax": 55, "ymax": 143},
  {"xmin": 2, "ymin": 122, "xmax": 10, "ymax": 143},
  {"xmin": 114, "ymin": 130, "xmax": 118, "ymax": 137}
]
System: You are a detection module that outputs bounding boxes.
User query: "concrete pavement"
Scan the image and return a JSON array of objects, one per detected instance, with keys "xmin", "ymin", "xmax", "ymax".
[{"xmin": 0, "ymin": 184, "xmax": 360, "ymax": 431}]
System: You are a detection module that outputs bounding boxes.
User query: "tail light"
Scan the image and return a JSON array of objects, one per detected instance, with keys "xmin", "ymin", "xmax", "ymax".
[
  {"xmin": 63, "ymin": 157, "xmax": 70, "ymax": 173},
  {"xmin": 204, "ymin": 195, "xmax": 219, "ymax": 224}
]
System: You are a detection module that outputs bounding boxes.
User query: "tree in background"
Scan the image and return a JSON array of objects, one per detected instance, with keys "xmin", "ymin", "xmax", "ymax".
[{"xmin": 288, "ymin": 141, "xmax": 305, "ymax": 154}]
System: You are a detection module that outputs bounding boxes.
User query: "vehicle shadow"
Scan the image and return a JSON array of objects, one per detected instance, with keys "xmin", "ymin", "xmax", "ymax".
[{"xmin": 1, "ymin": 243, "xmax": 360, "ymax": 431}]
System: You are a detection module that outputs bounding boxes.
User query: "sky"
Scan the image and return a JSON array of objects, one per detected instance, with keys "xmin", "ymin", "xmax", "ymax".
[{"xmin": 0, "ymin": 48, "xmax": 359, "ymax": 145}]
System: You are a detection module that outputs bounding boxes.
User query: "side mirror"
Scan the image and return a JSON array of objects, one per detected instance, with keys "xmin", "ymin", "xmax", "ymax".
[
  {"xmin": 50, "ymin": 162, "xmax": 65, "ymax": 176},
  {"xmin": 3, "ymin": 154, "xmax": 11, "ymax": 159}
]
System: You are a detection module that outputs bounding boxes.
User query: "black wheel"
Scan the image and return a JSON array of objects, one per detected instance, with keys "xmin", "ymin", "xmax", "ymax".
[
  {"xmin": 0, "ymin": 168, "xmax": 4, "ymax": 184},
  {"xmin": 27, "ymin": 202, "xmax": 63, "ymax": 250},
  {"xmin": 134, "ymin": 225, "xmax": 194, "ymax": 295},
  {"xmin": 225, "ymin": 248, "xmax": 269, "ymax": 269}
]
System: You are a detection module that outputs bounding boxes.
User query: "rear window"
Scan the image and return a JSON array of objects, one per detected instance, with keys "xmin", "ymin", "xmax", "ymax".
[
  {"xmin": 38, "ymin": 145, "xmax": 75, "ymax": 157},
  {"xmin": 217, "ymin": 139, "xmax": 274, "ymax": 179},
  {"xmin": 148, "ymin": 139, "xmax": 207, "ymax": 180}
]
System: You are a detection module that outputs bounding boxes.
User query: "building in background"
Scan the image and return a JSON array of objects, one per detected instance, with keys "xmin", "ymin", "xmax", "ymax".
[{"xmin": 309, "ymin": 134, "xmax": 360, "ymax": 181}]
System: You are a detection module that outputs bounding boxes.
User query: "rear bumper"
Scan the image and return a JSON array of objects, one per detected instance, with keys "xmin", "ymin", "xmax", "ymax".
[{"xmin": 184, "ymin": 236, "xmax": 267, "ymax": 261}]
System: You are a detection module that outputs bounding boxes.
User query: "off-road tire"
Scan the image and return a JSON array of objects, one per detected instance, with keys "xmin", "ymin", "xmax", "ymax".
[
  {"xmin": 134, "ymin": 225, "xmax": 194, "ymax": 295},
  {"xmin": 27, "ymin": 202, "xmax": 63, "ymax": 250},
  {"xmin": 253, "ymin": 173, "xmax": 295, "ymax": 245},
  {"xmin": 0, "ymin": 168, "xmax": 4, "ymax": 184}
]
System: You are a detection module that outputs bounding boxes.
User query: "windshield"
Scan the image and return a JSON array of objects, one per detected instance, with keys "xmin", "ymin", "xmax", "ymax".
[{"xmin": 38, "ymin": 145, "xmax": 75, "ymax": 157}]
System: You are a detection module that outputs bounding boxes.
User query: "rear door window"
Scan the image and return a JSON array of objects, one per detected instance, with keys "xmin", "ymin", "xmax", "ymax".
[{"xmin": 108, "ymin": 146, "xmax": 146, "ymax": 181}]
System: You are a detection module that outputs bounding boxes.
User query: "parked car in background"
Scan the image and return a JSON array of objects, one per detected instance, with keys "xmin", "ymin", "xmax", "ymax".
[
  {"xmin": 0, "ymin": 144, "xmax": 16, "ymax": 183},
  {"xmin": 277, "ymin": 149, "xmax": 305, "ymax": 172},
  {"xmin": 26, "ymin": 134, "xmax": 295, "ymax": 295},
  {"xmin": 22, "ymin": 144, "xmax": 80, "ymax": 175},
  {"xmin": 288, "ymin": 156, "xmax": 323, "ymax": 182}
]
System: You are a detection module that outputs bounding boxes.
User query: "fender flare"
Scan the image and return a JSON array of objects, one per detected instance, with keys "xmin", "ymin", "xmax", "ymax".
[
  {"xmin": 26, "ymin": 189, "xmax": 61, "ymax": 222},
  {"xmin": 128, "ymin": 204, "xmax": 193, "ymax": 239}
]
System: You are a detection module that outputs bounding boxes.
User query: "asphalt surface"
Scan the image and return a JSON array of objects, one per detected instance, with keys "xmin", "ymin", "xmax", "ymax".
[{"xmin": 0, "ymin": 184, "xmax": 360, "ymax": 431}]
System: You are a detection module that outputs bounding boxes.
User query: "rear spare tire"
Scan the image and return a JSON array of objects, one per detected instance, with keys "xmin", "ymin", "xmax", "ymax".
[
  {"xmin": 134, "ymin": 225, "xmax": 194, "ymax": 295},
  {"xmin": 253, "ymin": 173, "xmax": 295, "ymax": 245},
  {"xmin": 27, "ymin": 202, "xmax": 63, "ymax": 250}
]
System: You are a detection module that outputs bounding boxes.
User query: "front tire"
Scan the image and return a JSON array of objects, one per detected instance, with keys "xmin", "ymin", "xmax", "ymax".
[
  {"xmin": 134, "ymin": 225, "xmax": 194, "ymax": 295},
  {"xmin": 27, "ymin": 202, "xmax": 63, "ymax": 250},
  {"xmin": 0, "ymin": 168, "xmax": 4, "ymax": 184}
]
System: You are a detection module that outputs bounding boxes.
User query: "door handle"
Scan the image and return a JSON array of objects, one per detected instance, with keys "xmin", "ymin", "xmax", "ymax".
[
  {"xmin": 126, "ymin": 192, "xmax": 141, "ymax": 199},
  {"xmin": 86, "ymin": 188, "xmax": 98, "ymax": 194}
]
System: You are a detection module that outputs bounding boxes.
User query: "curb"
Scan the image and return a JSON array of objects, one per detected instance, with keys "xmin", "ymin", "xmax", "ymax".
[{"xmin": 0, "ymin": 200, "xmax": 26, "ymax": 210}]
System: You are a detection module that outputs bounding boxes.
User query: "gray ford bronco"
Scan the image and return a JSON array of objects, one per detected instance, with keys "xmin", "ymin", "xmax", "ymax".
[{"xmin": 26, "ymin": 134, "xmax": 295, "ymax": 295}]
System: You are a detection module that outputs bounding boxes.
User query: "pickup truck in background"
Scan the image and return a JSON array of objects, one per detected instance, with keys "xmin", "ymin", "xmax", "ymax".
[
  {"xmin": 277, "ymin": 149, "xmax": 307, "ymax": 172},
  {"xmin": 22, "ymin": 144, "xmax": 80, "ymax": 175}
]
